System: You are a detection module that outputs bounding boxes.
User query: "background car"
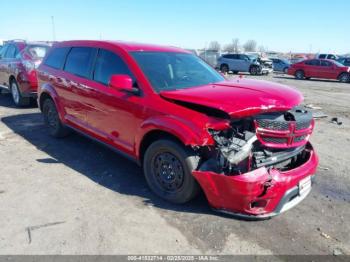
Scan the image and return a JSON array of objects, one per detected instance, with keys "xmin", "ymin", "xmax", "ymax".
[
  {"xmin": 217, "ymin": 54, "xmax": 272, "ymax": 75},
  {"xmin": 337, "ymin": 57, "xmax": 350, "ymax": 66},
  {"xmin": 287, "ymin": 59, "xmax": 350, "ymax": 82},
  {"xmin": 270, "ymin": 58, "xmax": 291, "ymax": 73},
  {"xmin": 0, "ymin": 40, "xmax": 50, "ymax": 106},
  {"xmin": 316, "ymin": 53, "xmax": 338, "ymax": 60}
]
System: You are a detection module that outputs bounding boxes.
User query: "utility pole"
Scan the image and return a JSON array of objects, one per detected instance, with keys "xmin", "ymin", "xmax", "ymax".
[{"xmin": 51, "ymin": 16, "xmax": 56, "ymax": 41}]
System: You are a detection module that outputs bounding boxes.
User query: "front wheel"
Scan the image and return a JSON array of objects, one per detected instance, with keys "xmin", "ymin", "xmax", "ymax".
[
  {"xmin": 338, "ymin": 73, "xmax": 350, "ymax": 83},
  {"xmin": 283, "ymin": 67, "xmax": 289, "ymax": 74},
  {"xmin": 249, "ymin": 66, "xmax": 259, "ymax": 75},
  {"xmin": 143, "ymin": 139, "xmax": 200, "ymax": 204},
  {"xmin": 220, "ymin": 64, "xmax": 229, "ymax": 74},
  {"xmin": 10, "ymin": 80, "xmax": 30, "ymax": 107}
]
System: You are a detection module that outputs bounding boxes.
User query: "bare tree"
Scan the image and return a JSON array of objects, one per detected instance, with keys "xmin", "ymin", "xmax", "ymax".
[
  {"xmin": 208, "ymin": 41, "xmax": 221, "ymax": 51},
  {"xmin": 258, "ymin": 45, "xmax": 266, "ymax": 53},
  {"xmin": 223, "ymin": 38, "xmax": 240, "ymax": 53},
  {"xmin": 232, "ymin": 38, "xmax": 240, "ymax": 53},
  {"xmin": 243, "ymin": 40, "xmax": 257, "ymax": 52}
]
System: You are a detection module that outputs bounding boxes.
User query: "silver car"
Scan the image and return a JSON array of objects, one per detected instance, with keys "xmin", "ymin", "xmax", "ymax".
[{"xmin": 217, "ymin": 54, "xmax": 273, "ymax": 75}]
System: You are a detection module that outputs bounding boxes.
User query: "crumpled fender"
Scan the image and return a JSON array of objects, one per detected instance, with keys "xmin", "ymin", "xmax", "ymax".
[
  {"xmin": 134, "ymin": 115, "xmax": 215, "ymax": 158},
  {"xmin": 38, "ymin": 83, "xmax": 66, "ymax": 123}
]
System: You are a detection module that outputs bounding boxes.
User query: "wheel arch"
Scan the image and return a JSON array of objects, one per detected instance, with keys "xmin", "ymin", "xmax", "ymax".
[{"xmin": 38, "ymin": 84, "xmax": 66, "ymax": 122}]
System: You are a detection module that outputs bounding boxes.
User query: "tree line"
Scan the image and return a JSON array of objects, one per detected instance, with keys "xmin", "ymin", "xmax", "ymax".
[{"xmin": 207, "ymin": 39, "xmax": 268, "ymax": 53}]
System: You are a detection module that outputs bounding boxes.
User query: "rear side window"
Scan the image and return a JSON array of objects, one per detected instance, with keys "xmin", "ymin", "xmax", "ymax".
[
  {"xmin": 305, "ymin": 59, "xmax": 320, "ymax": 66},
  {"xmin": 64, "ymin": 47, "xmax": 97, "ymax": 78},
  {"xmin": 45, "ymin": 47, "xmax": 70, "ymax": 69},
  {"xmin": 93, "ymin": 49, "xmax": 133, "ymax": 85}
]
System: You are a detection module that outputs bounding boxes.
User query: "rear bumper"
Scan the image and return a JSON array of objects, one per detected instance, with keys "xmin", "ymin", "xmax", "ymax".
[{"xmin": 192, "ymin": 143, "xmax": 318, "ymax": 219}]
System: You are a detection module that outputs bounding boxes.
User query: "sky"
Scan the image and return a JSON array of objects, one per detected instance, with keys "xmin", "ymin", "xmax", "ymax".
[{"xmin": 0, "ymin": 0, "xmax": 349, "ymax": 54}]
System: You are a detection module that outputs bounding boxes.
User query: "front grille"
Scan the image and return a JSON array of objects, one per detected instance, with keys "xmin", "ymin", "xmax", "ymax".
[
  {"xmin": 294, "ymin": 135, "xmax": 307, "ymax": 143},
  {"xmin": 256, "ymin": 119, "xmax": 289, "ymax": 131},
  {"xmin": 262, "ymin": 137, "xmax": 288, "ymax": 144}
]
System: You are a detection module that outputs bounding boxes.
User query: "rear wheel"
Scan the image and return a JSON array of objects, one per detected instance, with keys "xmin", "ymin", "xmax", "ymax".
[
  {"xmin": 10, "ymin": 80, "xmax": 30, "ymax": 107},
  {"xmin": 42, "ymin": 98, "xmax": 70, "ymax": 138},
  {"xmin": 338, "ymin": 72, "xmax": 350, "ymax": 83},
  {"xmin": 143, "ymin": 139, "xmax": 200, "ymax": 204},
  {"xmin": 295, "ymin": 70, "xmax": 305, "ymax": 80},
  {"xmin": 220, "ymin": 64, "xmax": 229, "ymax": 74}
]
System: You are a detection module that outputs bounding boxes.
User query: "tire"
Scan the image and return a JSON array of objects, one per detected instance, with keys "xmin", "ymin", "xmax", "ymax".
[
  {"xmin": 220, "ymin": 64, "xmax": 229, "ymax": 74},
  {"xmin": 143, "ymin": 139, "xmax": 200, "ymax": 204},
  {"xmin": 338, "ymin": 72, "xmax": 350, "ymax": 83},
  {"xmin": 249, "ymin": 66, "xmax": 259, "ymax": 75},
  {"xmin": 42, "ymin": 98, "xmax": 70, "ymax": 138},
  {"xmin": 283, "ymin": 67, "xmax": 289, "ymax": 74},
  {"xmin": 295, "ymin": 70, "xmax": 305, "ymax": 80},
  {"xmin": 10, "ymin": 80, "xmax": 30, "ymax": 107}
]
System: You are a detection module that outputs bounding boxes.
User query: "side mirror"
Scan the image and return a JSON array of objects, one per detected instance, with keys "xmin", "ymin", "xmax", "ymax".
[{"xmin": 109, "ymin": 74, "xmax": 139, "ymax": 95}]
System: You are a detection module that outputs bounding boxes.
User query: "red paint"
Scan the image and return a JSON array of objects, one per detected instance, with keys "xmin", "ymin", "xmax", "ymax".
[
  {"xmin": 37, "ymin": 40, "xmax": 318, "ymax": 218},
  {"xmin": 288, "ymin": 59, "xmax": 350, "ymax": 81}
]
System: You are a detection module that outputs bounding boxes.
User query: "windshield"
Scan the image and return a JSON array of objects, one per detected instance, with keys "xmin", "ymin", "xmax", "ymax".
[
  {"xmin": 131, "ymin": 52, "xmax": 225, "ymax": 92},
  {"xmin": 26, "ymin": 45, "xmax": 49, "ymax": 59}
]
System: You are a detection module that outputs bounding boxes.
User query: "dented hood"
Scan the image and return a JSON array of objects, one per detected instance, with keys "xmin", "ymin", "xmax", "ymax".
[{"xmin": 160, "ymin": 78, "xmax": 303, "ymax": 118}]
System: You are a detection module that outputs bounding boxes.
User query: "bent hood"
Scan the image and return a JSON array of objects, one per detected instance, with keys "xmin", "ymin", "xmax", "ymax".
[{"xmin": 160, "ymin": 78, "xmax": 303, "ymax": 118}]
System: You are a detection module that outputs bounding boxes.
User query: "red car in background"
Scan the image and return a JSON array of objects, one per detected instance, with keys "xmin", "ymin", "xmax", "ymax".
[
  {"xmin": 288, "ymin": 58, "xmax": 350, "ymax": 83},
  {"xmin": 0, "ymin": 40, "xmax": 50, "ymax": 106},
  {"xmin": 37, "ymin": 40, "xmax": 318, "ymax": 219}
]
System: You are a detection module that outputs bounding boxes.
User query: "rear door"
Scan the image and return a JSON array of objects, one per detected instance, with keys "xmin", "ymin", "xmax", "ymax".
[
  {"xmin": 304, "ymin": 59, "xmax": 320, "ymax": 77},
  {"xmin": 61, "ymin": 47, "xmax": 98, "ymax": 127},
  {"xmin": 239, "ymin": 55, "xmax": 251, "ymax": 72},
  {"xmin": 0, "ymin": 44, "xmax": 17, "ymax": 87}
]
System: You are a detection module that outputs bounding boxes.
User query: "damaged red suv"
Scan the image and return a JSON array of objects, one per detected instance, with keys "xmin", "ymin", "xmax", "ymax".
[{"xmin": 37, "ymin": 41, "xmax": 318, "ymax": 219}]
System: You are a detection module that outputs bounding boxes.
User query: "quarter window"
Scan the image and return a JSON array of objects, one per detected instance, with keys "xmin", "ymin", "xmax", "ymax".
[
  {"xmin": 64, "ymin": 47, "xmax": 97, "ymax": 78},
  {"xmin": 93, "ymin": 49, "xmax": 133, "ymax": 85}
]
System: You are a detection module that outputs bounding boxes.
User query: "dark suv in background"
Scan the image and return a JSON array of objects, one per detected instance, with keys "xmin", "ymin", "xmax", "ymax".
[{"xmin": 0, "ymin": 40, "xmax": 50, "ymax": 106}]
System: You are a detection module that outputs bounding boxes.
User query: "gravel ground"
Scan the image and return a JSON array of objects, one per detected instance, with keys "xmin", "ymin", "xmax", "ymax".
[{"xmin": 0, "ymin": 73, "xmax": 349, "ymax": 255}]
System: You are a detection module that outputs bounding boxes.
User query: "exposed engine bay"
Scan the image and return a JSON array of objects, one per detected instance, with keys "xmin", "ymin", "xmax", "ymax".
[{"xmin": 199, "ymin": 106, "xmax": 314, "ymax": 175}]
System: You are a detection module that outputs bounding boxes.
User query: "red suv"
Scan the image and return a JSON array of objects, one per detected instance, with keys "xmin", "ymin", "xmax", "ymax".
[
  {"xmin": 288, "ymin": 58, "xmax": 350, "ymax": 83},
  {"xmin": 0, "ymin": 40, "xmax": 50, "ymax": 106},
  {"xmin": 37, "ymin": 41, "xmax": 318, "ymax": 219}
]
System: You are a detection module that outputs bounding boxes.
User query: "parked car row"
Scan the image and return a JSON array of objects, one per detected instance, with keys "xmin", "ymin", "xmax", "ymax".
[{"xmin": 0, "ymin": 39, "xmax": 319, "ymax": 219}]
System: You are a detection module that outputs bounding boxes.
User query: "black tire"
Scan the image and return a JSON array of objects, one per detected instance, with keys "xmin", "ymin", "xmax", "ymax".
[
  {"xmin": 143, "ymin": 139, "xmax": 200, "ymax": 204},
  {"xmin": 249, "ymin": 66, "xmax": 259, "ymax": 75},
  {"xmin": 10, "ymin": 80, "xmax": 30, "ymax": 107},
  {"xmin": 295, "ymin": 70, "xmax": 305, "ymax": 80},
  {"xmin": 283, "ymin": 67, "xmax": 289, "ymax": 74},
  {"xmin": 338, "ymin": 72, "xmax": 350, "ymax": 83},
  {"xmin": 220, "ymin": 64, "xmax": 229, "ymax": 74},
  {"xmin": 42, "ymin": 98, "xmax": 70, "ymax": 138}
]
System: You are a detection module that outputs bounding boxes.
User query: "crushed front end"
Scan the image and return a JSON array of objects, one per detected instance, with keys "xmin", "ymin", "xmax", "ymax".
[{"xmin": 193, "ymin": 106, "xmax": 318, "ymax": 219}]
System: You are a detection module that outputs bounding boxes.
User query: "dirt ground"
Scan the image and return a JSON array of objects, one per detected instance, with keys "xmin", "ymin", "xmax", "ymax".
[{"xmin": 0, "ymin": 73, "xmax": 349, "ymax": 255}]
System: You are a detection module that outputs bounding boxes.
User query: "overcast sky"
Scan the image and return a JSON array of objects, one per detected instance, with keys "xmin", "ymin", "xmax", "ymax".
[{"xmin": 1, "ymin": 0, "xmax": 349, "ymax": 54}]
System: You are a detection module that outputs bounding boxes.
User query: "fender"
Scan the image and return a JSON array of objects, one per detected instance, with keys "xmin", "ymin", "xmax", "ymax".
[
  {"xmin": 38, "ymin": 83, "xmax": 67, "ymax": 124},
  {"xmin": 134, "ymin": 115, "xmax": 215, "ymax": 159}
]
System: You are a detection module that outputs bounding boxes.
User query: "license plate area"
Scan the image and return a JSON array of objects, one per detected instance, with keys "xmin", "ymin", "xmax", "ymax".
[{"xmin": 299, "ymin": 176, "xmax": 311, "ymax": 196}]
